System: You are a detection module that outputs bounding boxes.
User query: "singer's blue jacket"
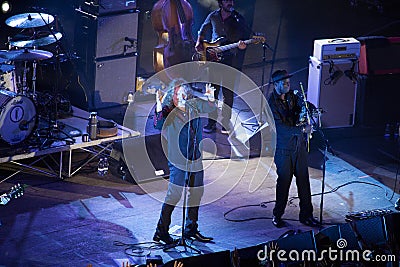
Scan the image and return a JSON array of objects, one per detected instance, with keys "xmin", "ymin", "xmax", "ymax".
[{"xmin": 153, "ymin": 98, "xmax": 216, "ymax": 172}]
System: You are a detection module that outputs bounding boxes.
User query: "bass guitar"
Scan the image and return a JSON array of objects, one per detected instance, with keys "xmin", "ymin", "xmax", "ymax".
[
  {"xmin": 193, "ymin": 35, "xmax": 266, "ymax": 62},
  {"xmin": 0, "ymin": 183, "xmax": 24, "ymax": 205}
]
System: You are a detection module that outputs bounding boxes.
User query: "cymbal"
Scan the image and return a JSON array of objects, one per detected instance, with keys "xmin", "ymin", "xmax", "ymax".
[
  {"xmin": 5, "ymin": 13, "xmax": 54, "ymax": 28},
  {"xmin": 0, "ymin": 49, "xmax": 53, "ymax": 61},
  {"xmin": 10, "ymin": 32, "xmax": 63, "ymax": 48}
]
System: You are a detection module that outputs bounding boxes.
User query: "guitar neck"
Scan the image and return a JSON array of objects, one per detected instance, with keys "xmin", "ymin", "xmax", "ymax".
[{"xmin": 213, "ymin": 39, "xmax": 255, "ymax": 53}]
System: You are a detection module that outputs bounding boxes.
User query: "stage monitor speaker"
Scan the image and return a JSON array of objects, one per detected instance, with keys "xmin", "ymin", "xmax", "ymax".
[
  {"xmin": 237, "ymin": 244, "xmax": 264, "ymax": 267},
  {"xmin": 163, "ymin": 250, "xmax": 231, "ymax": 267},
  {"xmin": 110, "ymin": 134, "xmax": 169, "ymax": 184},
  {"xmin": 350, "ymin": 216, "xmax": 388, "ymax": 250},
  {"xmin": 263, "ymin": 230, "xmax": 316, "ymax": 264},
  {"xmin": 275, "ymin": 230, "xmax": 317, "ymax": 253},
  {"xmin": 384, "ymin": 212, "xmax": 400, "ymax": 253},
  {"xmin": 316, "ymin": 223, "xmax": 360, "ymax": 252},
  {"xmin": 308, "ymin": 57, "xmax": 357, "ymax": 128}
]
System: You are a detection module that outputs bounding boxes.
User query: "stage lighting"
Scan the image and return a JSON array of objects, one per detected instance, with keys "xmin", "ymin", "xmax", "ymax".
[{"xmin": 1, "ymin": 1, "xmax": 11, "ymax": 13}]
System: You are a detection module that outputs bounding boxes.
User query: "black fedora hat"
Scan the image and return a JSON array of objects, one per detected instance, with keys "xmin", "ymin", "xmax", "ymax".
[{"xmin": 271, "ymin": 70, "xmax": 293, "ymax": 83}]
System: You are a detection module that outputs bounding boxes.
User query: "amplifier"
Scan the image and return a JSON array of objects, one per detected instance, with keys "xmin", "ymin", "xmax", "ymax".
[
  {"xmin": 313, "ymin": 37, "xmax": 360, "ymax": 61},
  {"xmin": 307, "ymin": 57, "xmax": 357, "ymax": 128},
  {"xmin": 358, "ymin": 36, "xmax": 400, "ymax": 75},
  {"xmin": 75, "ymin": 10, "xmax": 139, "ymax": 60},
  {"xmin": 79, "ymin": 0, "xmax": 137, "ymax": 15}
]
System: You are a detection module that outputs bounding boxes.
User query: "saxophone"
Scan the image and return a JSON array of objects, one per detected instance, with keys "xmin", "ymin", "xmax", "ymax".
[{"xmin": 298, "ymin": 82, "xmax": 313, "ymax": 151}]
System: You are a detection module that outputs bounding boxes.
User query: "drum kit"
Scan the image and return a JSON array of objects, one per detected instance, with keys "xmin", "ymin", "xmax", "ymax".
[{"xmin": 0, "ymin": 12, "xmax": 65, "ymax": 146}]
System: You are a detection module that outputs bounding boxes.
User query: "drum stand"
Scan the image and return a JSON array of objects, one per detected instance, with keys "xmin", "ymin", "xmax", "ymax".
[
  {"xmin": 34, "ymin": 12, "xmax": 74, "ymax": 148},
  {"xmin": 34, "ymin": 51, "xmax": 74, "ymax": 149}
]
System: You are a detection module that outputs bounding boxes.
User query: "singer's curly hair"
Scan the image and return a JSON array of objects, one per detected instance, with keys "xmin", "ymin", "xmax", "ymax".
[{"xmin": 161, "ymin": 79, "xmax": 193, "ymax": 108}]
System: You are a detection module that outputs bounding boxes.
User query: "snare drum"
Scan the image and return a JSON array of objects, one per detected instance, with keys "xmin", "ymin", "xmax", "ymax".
[
  {"xmin": 0, "ymin": 90, "xmax": 36, "ymax": 145},
  {"xmin": 0, "ymin": 64, "xmax": 17, "ymax": 93}
]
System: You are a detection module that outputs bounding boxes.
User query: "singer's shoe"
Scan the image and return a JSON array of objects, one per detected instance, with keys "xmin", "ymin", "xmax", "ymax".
[
  {"xmin": 272, "ymin": 216, "xmax": 286, "ymax": 228},
  {"xmin": 183, "ymin": 229, "xmax": 214, "ymax": 243},
  {"xmin": 220, "ymin": 126, "xmax": 230, "ymax": 135},
  {"xmin": 153, "ymin": 231, "xmax": 178, "ymax": 245},
  {"xmin": 300, "ymin": 217, "xmax": 320, "ymax": 227}
]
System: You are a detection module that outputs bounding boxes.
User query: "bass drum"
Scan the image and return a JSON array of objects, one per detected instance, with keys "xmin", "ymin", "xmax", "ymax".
[{"xmin": 0, "ymin": 90, "xmax": 36, "ymax": 145}]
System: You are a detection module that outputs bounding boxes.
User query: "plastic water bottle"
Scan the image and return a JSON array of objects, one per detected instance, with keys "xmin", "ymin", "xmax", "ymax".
[
  {"xmin": 98, "ymin": 158, "xmax": 105, "ymax": 176},
  {"xmin": 119, "ymin": 163, "xmax": 126, "ymax": 181},
  {"xmin": 103, "ymin": 157, "xmax": 109, "ymax": 175}
]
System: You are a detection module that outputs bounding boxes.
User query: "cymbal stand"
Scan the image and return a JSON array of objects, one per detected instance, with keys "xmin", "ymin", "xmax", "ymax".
[
  {"xmin": 31, "ymin": 61, "xmax": 37, "ymax": 101},
  {"xmin": 22, "ymin": 12, "xmax": 74, "ymax": 149},
  {"xmin": 21, "ymin": 60, "xmax": 29, "ymax": 95},
  {"xmin": 36, "ymin": 11, "xmax": 73, "ymax": 141}
]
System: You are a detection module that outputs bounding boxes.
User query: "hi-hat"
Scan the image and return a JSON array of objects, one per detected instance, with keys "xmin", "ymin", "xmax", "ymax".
[
  {"xmin": 10, "ymin": 32, "xmax": 63, "ymax": 48},
  {"xmin": 0, "ymin": 49, "xmax": 53, "ymax": 61},
  {"xmin": 5, "ymin": 13, "xmax": 54, "ymax": 28}
]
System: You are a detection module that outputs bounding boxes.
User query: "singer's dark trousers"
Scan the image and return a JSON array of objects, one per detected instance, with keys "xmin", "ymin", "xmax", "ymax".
[
  {"xmin": 273, "ymin": 145, "xmax": 313, "ymax": 220},
  {"xmin": 156, "ymin": 164, "xmax": 204, "ymax": 235}
]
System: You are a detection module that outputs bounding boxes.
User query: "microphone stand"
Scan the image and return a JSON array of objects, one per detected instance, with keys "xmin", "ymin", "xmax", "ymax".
[
  {"xmin": 170, "ymin": 103, "xmax": 200, "ymax": 254},
  {"xmin": 234, "ymin": 9, "xmax": 274, "ymax": 132},
  {"xmin": 308, "ymin": 107, "xmax": 335, "ymax": 226},
  {"xmin": 297, "ymin": 79, "xmax": 335, "ymax": 226},
  {"xmin": 241, "ymin": 42, "xmax": 269, "ymax": 131}
]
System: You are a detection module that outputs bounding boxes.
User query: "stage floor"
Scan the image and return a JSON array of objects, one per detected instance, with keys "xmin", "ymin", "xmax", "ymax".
[
  {"xmin": 0, "ymin": 125, "xmax": 399, "ymax": 266},
  {"xmin": 0, "ymin": 90, "xmax": 399, "ymax": 266}
]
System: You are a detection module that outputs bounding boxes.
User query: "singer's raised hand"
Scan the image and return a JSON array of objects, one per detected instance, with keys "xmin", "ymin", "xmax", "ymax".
[
  {"xmin": 156, "ymin": 90, "xmax": 163, "ymax": 112},
  {"xmin": 204, "ymin": 83, "xmax": 216, "ymax": 102}
]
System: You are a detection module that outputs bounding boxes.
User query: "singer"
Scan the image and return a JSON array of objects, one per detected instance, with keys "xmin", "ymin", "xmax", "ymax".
[
  {"xmin": 152, "ymin": 79, "xmax": 216, "ymax": 244},
  {"xmin": 195, "ymin": 0, "xmax": 251, "ymax": 134},
  {"xmin": 267, "ymin": 70, "xmax": 320, "ymax": 228}
]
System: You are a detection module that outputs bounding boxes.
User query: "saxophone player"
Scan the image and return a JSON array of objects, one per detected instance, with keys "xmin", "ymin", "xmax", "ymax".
[{"xmin": 267, "ymin": 70, "xmax": 319, "ymax": 228}]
